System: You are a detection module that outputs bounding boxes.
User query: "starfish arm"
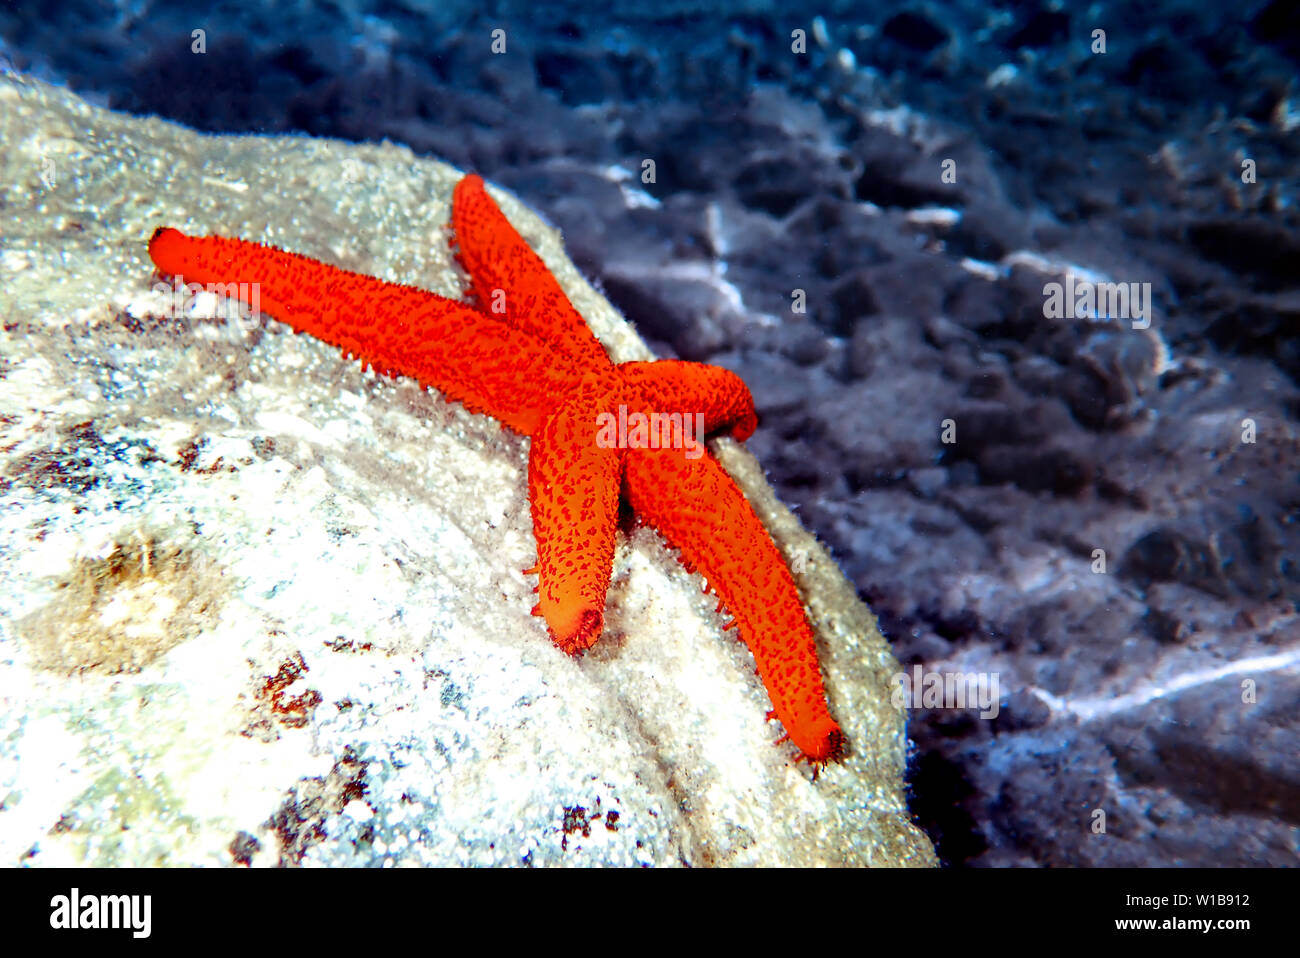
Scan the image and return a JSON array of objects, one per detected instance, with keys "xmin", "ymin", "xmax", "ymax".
[
  {"xmin": 619, "ymin": 360, "xmax": 758, "ymax": 441},
  {"xmin": 452, "ymin": 174, "xmax": 613, "ymax": 370},
  {"xmin": 527, "ymin": 390, "xmax": 625, "ymax": 654},
  {"xmin": 623, "ymin": 447, "xmax": 844, "ymax": 764},
  {"xmin": 148, "ymin": 228, "xmax": 575, "ymax": 436}
]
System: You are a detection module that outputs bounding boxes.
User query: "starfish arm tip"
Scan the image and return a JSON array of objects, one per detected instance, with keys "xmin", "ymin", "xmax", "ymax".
[{"xmin": 548, "ymin": 608, "xmax": 604, "ymax": 656}]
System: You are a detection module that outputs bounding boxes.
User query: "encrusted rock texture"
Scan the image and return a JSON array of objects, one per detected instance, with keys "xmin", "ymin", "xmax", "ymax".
[{"xmin": 0, "ymin": 76, "xmax": 935, "ymax": 867}]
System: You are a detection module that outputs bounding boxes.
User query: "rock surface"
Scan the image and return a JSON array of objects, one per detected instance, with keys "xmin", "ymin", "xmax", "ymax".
[{"xmin": 0, "ymin": 77, "xmax": 935, "ymax": 867}]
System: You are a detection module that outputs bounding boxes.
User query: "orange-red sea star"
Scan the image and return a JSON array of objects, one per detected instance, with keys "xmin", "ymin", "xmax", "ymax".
[{"xmin": 147, "ymin": 173, "xmax": 845, "ymax": 766}]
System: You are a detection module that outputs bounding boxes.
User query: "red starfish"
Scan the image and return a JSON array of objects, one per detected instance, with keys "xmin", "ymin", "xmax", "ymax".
[{"xmin": 147, "ymin": 174, "xmax": 846, "ymax": 767}]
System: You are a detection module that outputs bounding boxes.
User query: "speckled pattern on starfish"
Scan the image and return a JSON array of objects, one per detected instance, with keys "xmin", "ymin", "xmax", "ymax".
[{"xmin": 147, "ymin": 173, "xmax": 845, "ymax": 765}]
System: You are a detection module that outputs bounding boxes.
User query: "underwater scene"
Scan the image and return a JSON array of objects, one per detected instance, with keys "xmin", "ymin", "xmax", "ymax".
[{"xmin": 0, "ymin": 0, "xmax": 1296, "ymax": 873}]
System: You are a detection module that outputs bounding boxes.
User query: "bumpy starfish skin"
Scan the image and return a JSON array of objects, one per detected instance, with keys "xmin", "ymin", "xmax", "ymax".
[
  {"xmin": 147, "ymin": 227, "xmax": 581, "ymax": 436},
  {"xmin": 148, "ymin": 174, "xmax": 845, "ymax": 765},
  {"xmin": 527, "ymin": 376, "xmax": 626, "ymax": 653},
  {"xmin": 451, "ymin": 175, "xmax": 612, "ymax": 368}
]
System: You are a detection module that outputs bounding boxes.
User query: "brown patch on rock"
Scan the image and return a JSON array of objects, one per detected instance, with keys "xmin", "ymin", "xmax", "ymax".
[
  {"xmin": 240, "ymin": 652, "xmax": 324, "ymax": 741},
  {"xmin": 18, "ymin": 531, "xmax": 224, "ymax": 675},
  {"xmin": 265, "ymin": 750, "xmax": 368, "ymax": 865}
]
